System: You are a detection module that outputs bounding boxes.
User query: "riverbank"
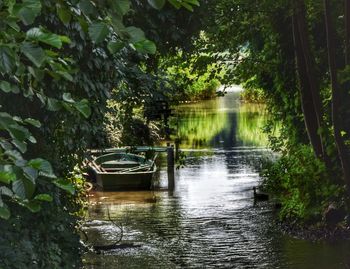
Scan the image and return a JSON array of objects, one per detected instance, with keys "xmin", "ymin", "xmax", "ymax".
[{"xmin": 276, "ymin": 219, "xmax": 350, "ymax": 241}]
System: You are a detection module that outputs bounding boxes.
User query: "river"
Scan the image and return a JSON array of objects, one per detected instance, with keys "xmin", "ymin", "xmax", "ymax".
[{"xmin": 83, "ymin": 91, "xmax": 350, "ymax": 268}]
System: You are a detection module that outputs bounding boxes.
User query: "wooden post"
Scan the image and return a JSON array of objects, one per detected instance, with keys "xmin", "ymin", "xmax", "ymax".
[{"xmin": 167, "ymin": 143, "xmax": 175, "ymax": 191}]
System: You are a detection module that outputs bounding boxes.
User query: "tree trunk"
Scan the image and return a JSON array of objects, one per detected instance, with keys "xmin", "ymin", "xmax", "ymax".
[
  {"xmin": 292, "ymin": 13, "xmax": 324, "ymax": 158},
  {"xmin": 325, "ymin": 0, "xmax": 350, "ymax": 194},
  {"xmin": 345, "ymin": 0, "xmax": 350, "ymax": 65},
  {"xmin": 293, "ymin": 1, "xmax": 328, "ymax": 159}
]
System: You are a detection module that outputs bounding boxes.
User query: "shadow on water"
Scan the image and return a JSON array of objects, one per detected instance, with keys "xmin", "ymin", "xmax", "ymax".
[{"xmin": 83, "ymin": 91, "xmax": 350, "ymax": 269}]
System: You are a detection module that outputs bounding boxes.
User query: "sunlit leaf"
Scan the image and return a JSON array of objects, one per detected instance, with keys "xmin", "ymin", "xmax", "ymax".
[
  {"xmin": 34, "ymin": 193, "xmax": 53, "ymax": 202},
  {"xmin": 134, "ymin": 40, "xmax": 157, "ymax": 54},
  {"xmin": 0, "ymin": 171, "xmax": 16, "ymax": 184}
]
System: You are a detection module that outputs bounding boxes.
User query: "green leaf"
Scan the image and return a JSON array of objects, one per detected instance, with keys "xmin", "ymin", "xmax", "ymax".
[
  {"xmin": 57, "ymin": 6, "xmax": 71, "ymax": 25},
  {"xmin": 0, "ymin": 204, "xmax": 10, "ymax": 220},
  {"xmin": 124, "ymin": 26, "xmax": 145, "ymax": 43},
  {"xmin": 167, "ymin": 0, "xmax": 181, "ymax": 9},
  {"xmin": 88, "ymin": 22, "xmax": 109, "ymax": 44},
  {"xmin": 134, "ymin": 40, "xmax": 157, "ymax": 54},
  {"xmin": 23, "ymin": 166, "xmax": 38, "ymax": 183},
  {"xmin": 0, "ymin": 81, "xmax": 19, "ymax": 94},
  {"xmin": 114, "ymin": 0, "xmax": 130, "ymax": 15},
  {"xmin": 57, "ymin": 71, "xmax": 73, "ymax": 82},
  {"xmin": 147, "ymin": 0, "xmax": 165, "ymax": 10},
  {"xmin": 6, "ymin": 19, "xmax": 20, "ymax": 32},
  {"xmin": 0, "ymin": 186, "xmax": 14, "ymax": 197},
  {"xmin": 12, "ymin": 179, "xmax": 26, "ymax": 199},
  {"xmin": 34, "ymin": 193, "xmax": 53, "ymax": 202},
  {"xmin": 7, "ymin": 125, "xmax": 30, "ymax": 141},
  {"xmin": 13, "ymin": 0, "xmax": 42, "ymax": 25},
  {"xmin": 79, "ymin": 0, "xmax": 95, "ymax": 14},
  {"xmin": 186, "ymin": 0, "xmax": 200, "ymax": 6},
  {"xmin": 8, "ymin": 126, "xmax": 31, "ymax": 143},
  {"xmin": 12, "ymin": 139, "xmax": 27, "ymax": 153},
  {"xmin": 5, "ymin": 150, "xmax": 23, "ymax": 161},
  {"xmin": 46, "ymin": 98, "xmax": 62, "ymax": 111},
  {"xmin": 0, "ymin": 140, "xmax": 13, "ymax": 151},
  {"xmin": 107, "ymin": 41, "xmax": 124, "ymax": 54},
  {"xmin": 53, "ymin": 179, "xmax": 75, "ymax": 195},
  {"xmin": 21, "ymin": 42, "xmax": 46, "ymax": 67},
  {"xmin": 23, "ymin": 200, "xmax": 41, "ymax": 213},
  {"xmin": 26, "ymin": 28, "xmax": 62, "ymax": 49},
  {"xmin": 0, "ymin": 46, "xmax": 16, "ymax": 74},
  {"xmin": 181, "ymin": 2, "xmax": 193, "ymax": 11},
  {"xmin": 59, "ymin": 35, "xmax": 71, "ymax": 44},
  {"xmin": 0, "ymin": 112, "xmax": 15, "ymax": 127},
  {"xmin": 24, "ymin": 118, "xmax": 41, "ymax": 128},
  {"xmin": 74, "ymin": 99, "xmax": 91, "ymax": 118},
  {"xmin": 0, "ymin": 171, "xmax": 16, "ymax": 184},
  {"xmin": 28, "ymin": 158, "xmax": 56, "ymax": 178},
  {"xmin": 62, "ymin": 92, "xmax": 75, "ymax": 103}
]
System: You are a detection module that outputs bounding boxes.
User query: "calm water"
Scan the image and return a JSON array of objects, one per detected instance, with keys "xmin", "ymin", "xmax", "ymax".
[{"xmin": 83, "ymin": 91, "xmax": 350, "ymax": 268}]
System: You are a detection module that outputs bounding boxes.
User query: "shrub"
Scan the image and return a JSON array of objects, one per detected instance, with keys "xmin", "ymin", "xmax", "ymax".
[{"xmin": 261, "ymin": 145, "xmax": 345, "ymax": 222}]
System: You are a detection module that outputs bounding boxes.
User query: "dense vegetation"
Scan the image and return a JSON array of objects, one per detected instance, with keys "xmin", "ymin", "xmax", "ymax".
[
  {"xmin": 0, "ymin": 0, "xmax": 201, "ymax": 267},
  {"xmin": 195, "ymin": 0, "xmax": 350, "ymax": 224}
]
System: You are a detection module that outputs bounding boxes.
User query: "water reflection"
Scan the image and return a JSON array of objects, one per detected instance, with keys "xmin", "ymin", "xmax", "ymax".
[
  {"xmin": 172, "ymin": 92, "xmax": 271, "ymax": 149},
  {"xmin": 83, "ymin": 91, "xmax": 350, "ymax": 269}
]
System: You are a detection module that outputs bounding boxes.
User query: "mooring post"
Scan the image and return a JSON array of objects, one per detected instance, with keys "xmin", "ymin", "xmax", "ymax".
[{"xmin": 167, "ymin": 143, "xmax": 175, "ymax": 191}]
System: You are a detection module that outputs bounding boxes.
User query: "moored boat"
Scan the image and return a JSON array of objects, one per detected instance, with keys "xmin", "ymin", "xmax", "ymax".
[{"xmin": 89, "ymin": 152, "xmax": 157, "ymax": 191}]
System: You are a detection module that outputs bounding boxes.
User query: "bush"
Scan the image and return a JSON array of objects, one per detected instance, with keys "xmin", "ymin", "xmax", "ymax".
[
  {"xmin": 261, "ymin": 145, "xmax": 345, "ymax": 222},
  {"xmin": 240, "ymin": 87, "xmax": 266, "ymax": 103}
]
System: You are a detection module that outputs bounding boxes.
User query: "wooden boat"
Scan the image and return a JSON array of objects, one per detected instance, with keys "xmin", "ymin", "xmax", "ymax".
[{"xmin": 89, "ymin": 152, "xmax": 157, "ymax": 191}]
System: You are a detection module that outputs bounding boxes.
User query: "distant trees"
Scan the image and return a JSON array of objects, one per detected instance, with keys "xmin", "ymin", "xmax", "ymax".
[{"xmin": 194, "ymin": 0, "xmax": 350, "ymax": 219}]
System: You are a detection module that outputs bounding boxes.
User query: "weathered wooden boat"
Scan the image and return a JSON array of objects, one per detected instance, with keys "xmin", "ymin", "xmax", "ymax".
[{"xmin": 89, "ymin": 152, "xmax": 157, "ymax": 191}]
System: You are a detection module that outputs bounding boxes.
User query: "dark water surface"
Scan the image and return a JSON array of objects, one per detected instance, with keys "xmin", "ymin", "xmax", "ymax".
[{"xmin": 83, "ymin": 90, "xmax": 350, "ymax": 269}]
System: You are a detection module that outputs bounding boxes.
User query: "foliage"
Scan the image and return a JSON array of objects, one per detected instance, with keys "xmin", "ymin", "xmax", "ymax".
[
  {"xmin": 161, "ymin": 51, "xmax": 222, "ymax": 101},
  {"xmin": 0, "ymin": 0, "xmax": 200, "ymax": 267},
  {"xmin": 192, "ymin": 0, "xmax": 350, "ymax": 223},
  {"xmin": 240, "ymin": 87, "xmax": 266, "ymax": 104},
  {"xmin": 261, "ymin": 145, "xmax": 344, "ymax": 222}
]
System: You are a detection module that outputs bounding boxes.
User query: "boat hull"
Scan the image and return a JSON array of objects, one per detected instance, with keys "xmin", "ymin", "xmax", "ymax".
[
  {"xmin": 95, "ymin": 170, "xmax": 155, "ymax": 191},
  {"xmin": 89, "ymin": 152, "xmax": 157, "ymax": 191}
]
